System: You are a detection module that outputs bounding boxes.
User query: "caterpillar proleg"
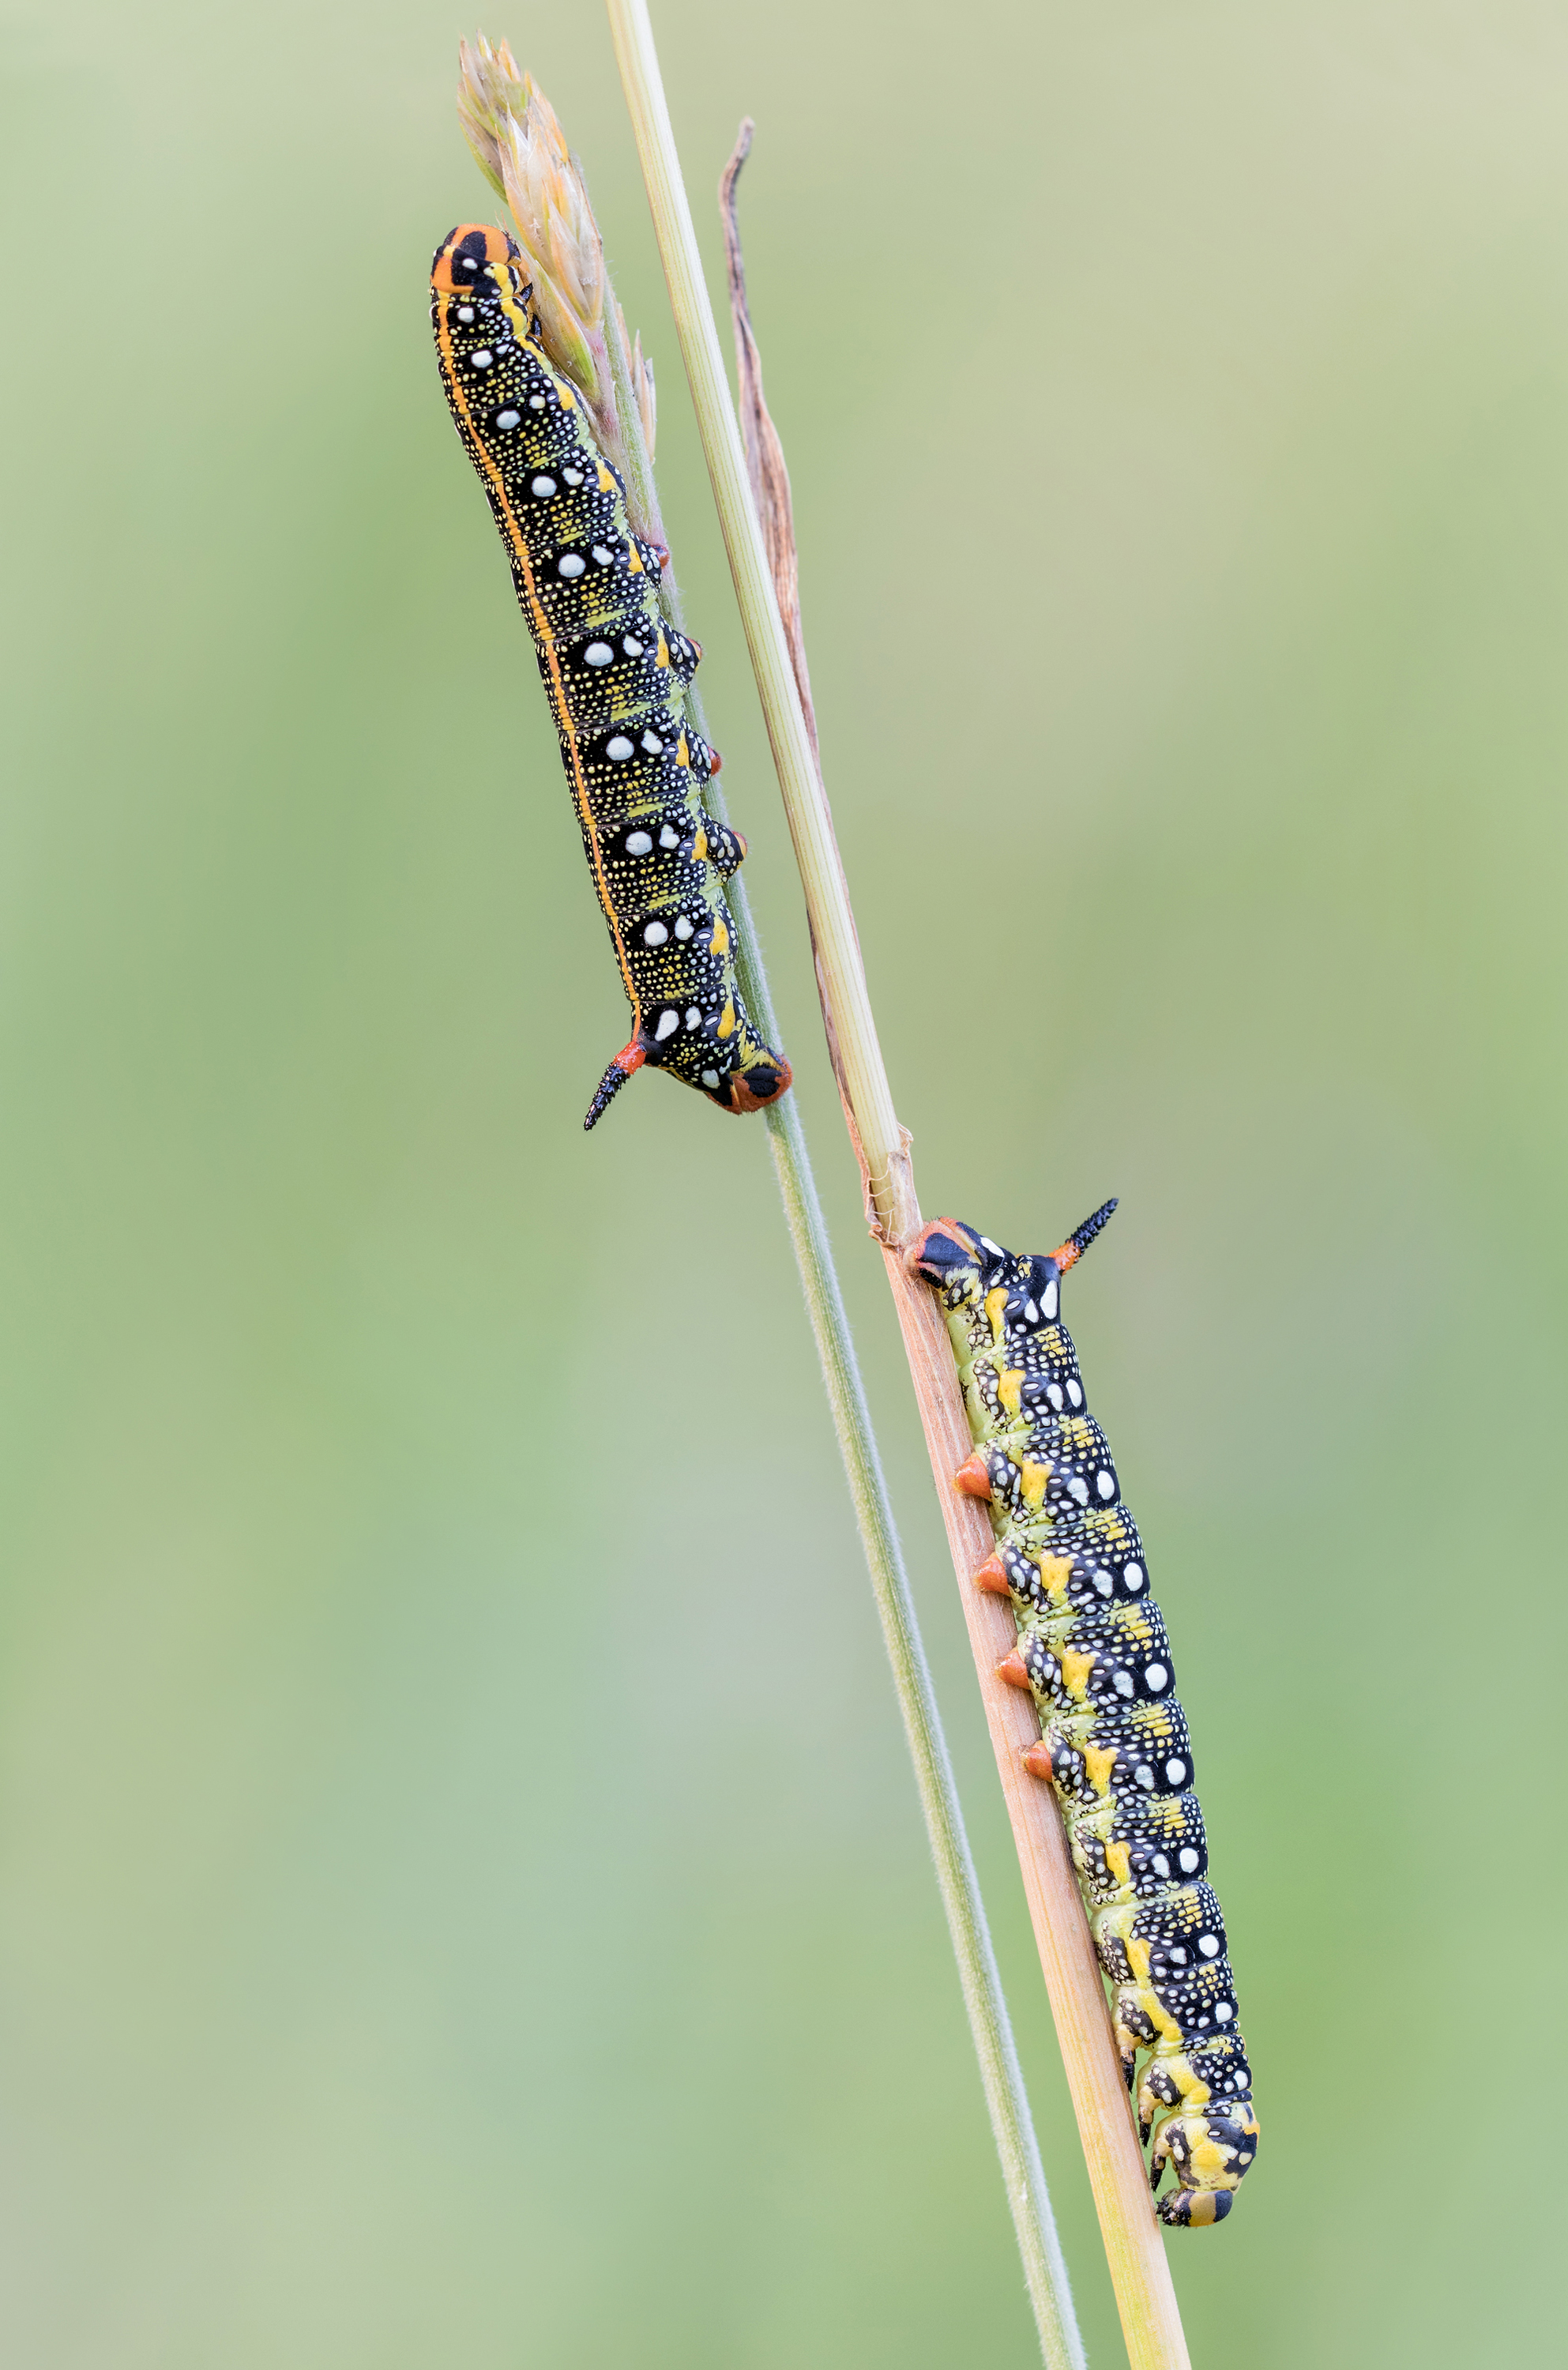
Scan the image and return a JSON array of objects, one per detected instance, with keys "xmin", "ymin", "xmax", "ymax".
[
  {"xmin": 431, "ymin": 224, "xmax": 792, "ymax": 1130},
  {"xmin": 908, "ymin": 1203, "xmax": 1258, "ymax": 2227}
]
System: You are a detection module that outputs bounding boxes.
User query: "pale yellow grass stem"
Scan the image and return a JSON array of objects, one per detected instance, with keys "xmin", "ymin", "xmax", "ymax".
[{"xmin": 605, "ymin": 6, "xmax": 1195, "ymax": 2363}]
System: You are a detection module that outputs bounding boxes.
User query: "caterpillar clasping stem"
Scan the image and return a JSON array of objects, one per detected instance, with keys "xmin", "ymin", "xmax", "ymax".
[{"xmin": 914, "ymin": 1213, "xmax": 1260, "ymax": 2232}]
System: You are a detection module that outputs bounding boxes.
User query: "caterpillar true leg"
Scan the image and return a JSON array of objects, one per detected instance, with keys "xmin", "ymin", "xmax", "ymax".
[{"xmin": 908, "ymin": 1207, "xmax": 1259, "ymax": 2228}]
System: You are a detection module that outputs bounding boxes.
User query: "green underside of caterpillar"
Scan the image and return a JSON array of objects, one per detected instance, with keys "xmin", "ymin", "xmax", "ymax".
[{"xmin": 910, "ymin": 1206, "xmax": 1258, "ymax": 2228}]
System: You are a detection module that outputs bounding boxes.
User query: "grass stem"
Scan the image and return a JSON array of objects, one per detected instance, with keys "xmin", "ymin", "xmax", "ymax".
[
  {"xmin": 604, "ymin": 6, "xmax": 1196, "ymax": 2364},
  {"xmin": 598, "ymin": 82, "xmax": 1081, "ymax": 2370}
]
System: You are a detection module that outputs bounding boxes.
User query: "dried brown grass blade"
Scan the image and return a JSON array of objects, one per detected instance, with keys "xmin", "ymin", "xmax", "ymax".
[{"xmin": 720, "ymin": 122, "xmax": 818, "ymax": 759}]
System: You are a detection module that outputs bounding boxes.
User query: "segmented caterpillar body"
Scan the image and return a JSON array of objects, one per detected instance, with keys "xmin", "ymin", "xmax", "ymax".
[
  {"xmin": 908, "ymin": 1203, "xmax": 1258, "ymax": 2227},
  {"xmin": 431, "ymin": 225, "xmax": 792, "ymax": 1130}
]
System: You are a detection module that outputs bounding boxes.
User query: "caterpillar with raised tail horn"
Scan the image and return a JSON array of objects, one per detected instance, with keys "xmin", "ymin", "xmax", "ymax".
[
  {"xmin": 431, "ymin": 225, "xmax": 792, "ymax": 1130},
  {"xmin": 908, "ymin": 1202, "xmax": 1258, "ymax": 2227}
]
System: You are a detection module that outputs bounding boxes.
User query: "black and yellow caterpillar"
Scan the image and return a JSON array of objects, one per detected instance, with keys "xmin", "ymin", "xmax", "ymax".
[
  {"xmin": 908, "ymin": 1203, "xmax": 1258, "ymax": 2227},
  {"xmin": 431, "ymin": 224, "xmax": 792, "ymax": 1130}
]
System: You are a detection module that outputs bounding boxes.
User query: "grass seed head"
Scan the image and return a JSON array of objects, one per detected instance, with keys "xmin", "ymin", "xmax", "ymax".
[{"xmin": 457, "ymin": 38, "xmax": 608, "ymax": 412}]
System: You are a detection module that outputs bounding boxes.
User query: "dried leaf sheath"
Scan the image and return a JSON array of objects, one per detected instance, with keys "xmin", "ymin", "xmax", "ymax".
[{"xmin": 720, "ymin": 123, "xmax": 818, "ymax": 755}]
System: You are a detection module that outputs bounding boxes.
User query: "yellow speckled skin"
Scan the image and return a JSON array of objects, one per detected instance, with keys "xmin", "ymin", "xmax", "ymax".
[
  {"xmin": 912, "ymin": 1206, "xmax": 1259, "ymax": 2228},
  {"xmin": 431, "ymin": 227, "xmax": 791, "ymax": 1130}
]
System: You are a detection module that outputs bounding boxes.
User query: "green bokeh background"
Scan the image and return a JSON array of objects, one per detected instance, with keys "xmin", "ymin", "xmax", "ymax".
[{"xmin": 5, "ymin": 2, "xmax": 1565, "ymax": 2362}]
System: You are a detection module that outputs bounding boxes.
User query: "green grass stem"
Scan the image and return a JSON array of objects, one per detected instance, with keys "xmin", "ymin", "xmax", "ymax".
[{"xmin": 599, "ymin": 13, "xmax": 1087, "ymax": 2367}]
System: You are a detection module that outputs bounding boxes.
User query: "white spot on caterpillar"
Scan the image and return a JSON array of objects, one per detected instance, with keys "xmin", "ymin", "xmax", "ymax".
[
  {"xmin": 642, "ymin": 921, "xmax": 669, "ymax": 946},
  {"xmin": 607, "ymin": 736, "xmax": 635, "ymax": 762},
  {"xmin": 622, "ymin": 634, "xmax": 644, "ymax": 656},
  {"xmin": 584, "ymin": 643, "xmax": 614, "ymax": 667},
  {"xmin": 1168, "ymin": 1946, "xmax": 1188, "ymax": 1966},
  {"xmin": 641, "ymin": 730, "xmax": 664, "ymax": 753},
  {"xmin": 658, "ymin": 824, "xmax": 679, "ymax": 848},
  {"xmin": 1198, "ymin": 1934, "xmax": 1220, "ymax": 1957},
  {"xmin": 494, "ymin": 409, "xmax": 521, "ymax": 430},
  {"xmin": 1145, "ymin": 1662, "xmax": 1169, "ymax": 1693},
  {"xmin": 528, "ymin": 393, "xmax": 547, "ymax": 410},
  {"xmin": 457, "ymin": 306, "xmax": 476, "ymax": 323},
  {"xmin": 685, "ymin": 1006, "xmax": 701, "ymax": 1027},
  {"xmin": 1042, "ymin": 1280, "xmax": 1058, "ymax": 1319},
  {"xmin": 701, "ymin": 1068, "xmax": 720, "ymax": 1088},
  {"xmin": 625, "ymin": 831, "xmax": 653, "ymax": 856},
  {"xmin": 673, "ymin": 916, "xmax": 694, "ymax": 940},
  {"xmin": 558, "ymin": 553, "xmax": 586, "ymax": 577},
  {"xmin": 1096, "ymin": 1469, "xmax": 1116, "ymax": 1499},
  {"xmin": 1092, "ymin": 1567, "xmax": 1112, "ymax": 1596},
  {"xmin": 1047, "ymin": 1382, "xmax": 1064, "ymax": 1411},
  {"xmin": 1216, "ymin": 2000, "xmax": 1235, "ymax": 2023},
  {"xmin": 1113, "ymin": 1670, "xmax": 1134, "ymax": 1698},
  {"xmin": 1068, "ymin": 1477, "xmax": 1089, "ymax": 1505},
  {"xmin": 530, "ymin": 474, "xmax": 557, "ymax": 496},
  {"xmin": 592, "ymin": 545, "xmax": 615, "ymax": 565},
  {"xmin": 470, "ymin": 348, "xmax": 494, "ymax": 369},
  {"xmin": 1165, "ymin": 1758, "xmax": 1187, "ymax": 1788},
  {"xmin": 1134, "ymin": 1764, "xmax": 1155, "ymax": 1790},
  {"xmin": 562, "ymin": 466, "xmax": 584, "ymax": 485},
  {"xmin": 1123, "ymin": 1562, "xmax": 1145, "ymax": 1592},
  {"xmin": 1179, "ymin": 1847, "xmax": 1200, "ymax": 1872},
  {"xmin": 1151, "ymin": 1853, "xmax": 1171, "ymax": 1879},
  {"xmin": 653, "ymin": 1007, "xmax": 679, "ymax": 1040},
  {"xmin": 980, "ymin": 1236, "xmax": 1003, "ymax": 1255},
  {"xmin": 1024, "ymin": 1300, "xmax": 1039, "ymax": 1324},
  {"xmin": 1066, "ymin": 1377, "xmax": 1083, "ymax": 1406}
]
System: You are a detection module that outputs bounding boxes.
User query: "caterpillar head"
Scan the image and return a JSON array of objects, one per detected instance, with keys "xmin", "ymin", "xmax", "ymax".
[{"xmin": 431, "ymin": 223, "xmax": 531, "ymax": 304}]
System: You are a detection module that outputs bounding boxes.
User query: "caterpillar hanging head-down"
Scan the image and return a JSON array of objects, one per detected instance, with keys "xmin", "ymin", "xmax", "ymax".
[
  {"xmin": 908, "ymin": 1202, "xmax": 1258, "ymax": 2227},
  {"xmin": 431, "ymin": 225, "xmax": 792, "ymax": 1130}
]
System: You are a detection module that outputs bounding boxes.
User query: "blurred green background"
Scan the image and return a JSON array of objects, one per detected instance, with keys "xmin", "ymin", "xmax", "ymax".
[{"xmin": 3, "ymin": 2, "xmax": 1565, "ymax": 2362}]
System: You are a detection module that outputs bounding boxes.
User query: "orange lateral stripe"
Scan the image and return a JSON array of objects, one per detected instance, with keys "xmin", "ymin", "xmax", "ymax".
[{"xmin": 432, "ymin": 243, "xmax": 640, "ymax": 1025}]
